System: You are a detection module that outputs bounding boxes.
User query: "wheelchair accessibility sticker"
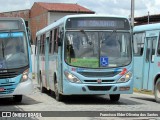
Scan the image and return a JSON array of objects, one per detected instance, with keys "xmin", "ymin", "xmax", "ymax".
[{"xmin": 100, "ymin": 56, "xmax": 108, "ymax": 67}]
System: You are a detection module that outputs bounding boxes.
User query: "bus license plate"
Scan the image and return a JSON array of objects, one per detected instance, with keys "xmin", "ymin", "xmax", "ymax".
[{"xmin": 0, "ymin": 88, "xmax": 4, "ymax": 91}]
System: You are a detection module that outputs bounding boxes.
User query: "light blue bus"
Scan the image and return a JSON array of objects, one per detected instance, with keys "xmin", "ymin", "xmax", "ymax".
[
  {"xmin": 36, "ymin": 14, "xmax": 133, "ymax": 101},
  {"xmin": 0, "ymin": 18, "xmax": 33, "ymax": 102},
  {"xmin": 133, "ymin": 23, "xmax": 160, "ymax": 103}
]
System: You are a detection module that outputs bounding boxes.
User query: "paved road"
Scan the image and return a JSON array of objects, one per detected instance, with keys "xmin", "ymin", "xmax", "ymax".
[{"xmin": 0, "ymin": 80, "xmax": 160, "ymax": 120}]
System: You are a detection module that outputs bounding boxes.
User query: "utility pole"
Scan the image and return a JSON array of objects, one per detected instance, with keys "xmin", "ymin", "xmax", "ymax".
[
  {"xmin": 131, "ymin": 0, "xmax": 134, "ymax": 28},
  {"xmin": 148, "ymin": 11, "xmax": 150, "ymax": 24}
]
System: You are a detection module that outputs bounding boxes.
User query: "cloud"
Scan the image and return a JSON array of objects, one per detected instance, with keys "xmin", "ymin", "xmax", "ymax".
[{"xmin": 0, "ymin": 0, "xmax": 159, "ymax": 17}]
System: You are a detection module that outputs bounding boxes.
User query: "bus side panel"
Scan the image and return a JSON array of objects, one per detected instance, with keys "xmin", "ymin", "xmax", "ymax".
[
  {"xmin": 45, "ymin": 38, "xmax": 49, "ymax": 89},
  {"xmin": 57, "ymin": 47, "xmax": 63, "ymax": 93},
  {"xmin": 40, "ymin": 55, "xmax": 46, "ymax": 88},
  {"xmin": 148, "ymin": 40, "xmax": 160, "ymax": 91},
  {"xmin": 133, "ymin": 57, "xmax": 144, "ymax": 90},
  {"xmin": 36, "ymin": 42, "xmax": 40, "ymax": 84}
]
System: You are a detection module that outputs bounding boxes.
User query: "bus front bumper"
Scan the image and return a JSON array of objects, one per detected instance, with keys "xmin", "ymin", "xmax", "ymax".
[
  {"xmin": 12, "ymin": 79, "xmax": 34, "ymax": 95},
  {"xmin": 62, "ymin": 79, "xmax": 133, "ymax": 95},
  {"xmin": 0, "ymin": 79, "xmax": 34, "ymax": 97}
]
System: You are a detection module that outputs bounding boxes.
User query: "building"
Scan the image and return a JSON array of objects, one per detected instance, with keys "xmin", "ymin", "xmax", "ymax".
[
  {"xmin": 0, "ymin": 9, "xmax": 30, "ymax": 27},
  {"xmin": 135, "ymin": 14, "xmax": 160, "ymax": 25},
  {"xmin": 0, "ymin": 2, "xmax": 95, "ymax": 44}
]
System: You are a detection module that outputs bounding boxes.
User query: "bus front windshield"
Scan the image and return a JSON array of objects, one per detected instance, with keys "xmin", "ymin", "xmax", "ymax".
[
  {"xmin": 65, "ymin": 31, "xmax": 131, "ymax": 68},
  {"xmin": 0, "ymin": 32, "xmax": 29, "ymax": 69}
]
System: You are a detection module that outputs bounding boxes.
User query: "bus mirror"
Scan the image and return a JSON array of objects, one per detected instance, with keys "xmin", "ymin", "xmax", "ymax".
[
  {"xmin": 58, "ymin": 31, "xmax": 63, "ymax": 46},
  {"xmin": 157, "ymin": 49, "xmax": 160, "ymax": 55},
  {"xmin": 58, "ymin": 37, "xmax": 62, "ymax": 46},
  {"xmin": 26, "ymin": 27, "xmax": 32, "ymax": 44}
]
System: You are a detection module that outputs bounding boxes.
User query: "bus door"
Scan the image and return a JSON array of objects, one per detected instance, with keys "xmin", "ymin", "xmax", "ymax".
[
  {"xmin": 36, "ymin": 37, "xmax": 40, "ymax": 84},
  {"xmin": 143, "ymin": 31, "xmax": 158, "ymax": 90},
  {"xmin": 45, "ymin": 32, "xmax": 50, "ymax": 90},
  {"xmin": 133, "ymin": 32, "xmax": 145, "ymax": 89}
]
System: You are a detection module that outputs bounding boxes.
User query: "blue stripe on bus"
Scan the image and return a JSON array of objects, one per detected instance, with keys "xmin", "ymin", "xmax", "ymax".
[
  {"xmin": 0, "ymin": 32, "xmax": 23, "ymax": 38},
  {"xmin": 0, "ymin": 33, "xmax": 8, "ymax": 38}
]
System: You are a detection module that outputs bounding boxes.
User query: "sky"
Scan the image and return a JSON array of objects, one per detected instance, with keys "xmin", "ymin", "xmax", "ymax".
[{"xmin": 0, "ymin": 0, "xmax": 160, "ymax": 17}]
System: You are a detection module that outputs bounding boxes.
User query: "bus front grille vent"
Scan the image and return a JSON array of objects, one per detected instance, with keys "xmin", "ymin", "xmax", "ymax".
[
  {"xmin": 78, "ymin": 71, "xmax": 120, "ymax": 77},
  {"xmin": 84, "ymin": 80, "xmax": 114, "ymax": 83},
  {"xmin": 87, "ymin": 86, "xmax": 111, "ymax": 91},
  {"xmin": 0, "ymin": 71, "xmax": 19, "ymax": 79}
]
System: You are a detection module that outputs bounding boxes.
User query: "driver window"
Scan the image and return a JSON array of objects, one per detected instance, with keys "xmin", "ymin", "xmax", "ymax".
[{"xmin": 133, "ymin": 32, "xmax": 145, "ymax": 56}]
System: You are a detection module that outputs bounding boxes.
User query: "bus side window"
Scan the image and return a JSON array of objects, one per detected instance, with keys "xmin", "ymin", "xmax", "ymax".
[
  {"xmin": 49, "ymin": 31, "xmax": 52, "ymax": 54},
  {"xmin": 35, "ymin": 38, "xmax": 37, "ymax": 55},
  {"xmin": 133, "ymin": 33, "xmax": 145, "ymax": 56},
  {"xmin": 40, "ymin": 36, "xmax": 43, "ymax": 55},
  {"xmin": 42, "ymin": 34, "xmax": 45, "ymax": 55},
  {"xmin": 54, "ymin": 28, "xmax": 58, "ymax": 53},
  {"xmin": 157, "ymin": 33, "xmax": 160, "ymax": 55},
  {"xmin": 51, "ymin": 30, "xmax": 55, "ymax": 54}
]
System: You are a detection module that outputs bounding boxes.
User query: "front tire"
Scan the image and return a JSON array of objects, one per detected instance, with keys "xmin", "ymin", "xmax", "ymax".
[
  {"xmin": 54, "ymin": 82, "xmax": 63, "ymax": 101},
  {"xmin": 109, "ymin": 94, "xmax": 120, "ymax": 102},
  {"xmin": 154, "ymin": 78, "xmax": 160, "ymax": 103},
  {"xmin": 13, "ymin": 95, "xmax": 22, "ymax": 102}
]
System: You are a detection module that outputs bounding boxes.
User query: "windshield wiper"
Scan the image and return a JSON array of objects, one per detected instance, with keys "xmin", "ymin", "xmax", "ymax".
[
  {"xmin": 80, "ymin": 29, "xmax": 92, "ymax": 45},
  {"xmin": 101, "ymin": 30, "xmax": 117, "ymax": 44},
  {"xmin": 2, "ymin": 40, "xmax": 5, "ymax": 58}
]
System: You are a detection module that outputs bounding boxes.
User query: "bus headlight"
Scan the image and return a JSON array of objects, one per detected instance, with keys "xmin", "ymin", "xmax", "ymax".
[
  {"xmin": 117, "ymin": 72, "xmax": 132, "ymax": 83},
  {"xmin": 64, "ymin": 71, "xmax": 81, "ymax": 83},
  {"xmin": 21, "ymin": 69, "xmax": 29, "ymax": 82}
]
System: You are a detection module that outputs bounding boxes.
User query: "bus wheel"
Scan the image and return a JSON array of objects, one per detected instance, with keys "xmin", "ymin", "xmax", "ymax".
[
  {"xmin": 13, "ymin": 95, "xmax": 22, "ymax": 102},
  {"xmin": 54, "ymin": 82, "xmax": 63, "ymax": 101},
  {"xmin": 109, "ymin": 94, "xmax": 120, "ymax": 102},
  {"xmin": 154, "ymin": 78, "xmax": 160, "ymax": 103}
]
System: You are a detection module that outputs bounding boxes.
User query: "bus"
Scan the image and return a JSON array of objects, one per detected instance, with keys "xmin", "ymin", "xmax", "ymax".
[
  {"xmin": 133, "ymin": 23, "xmax": 160, "ymax": 103},
  {"xmin": 36, "ymin": 14, "xmax": 133, "ymax": 101},
  {"xmin": 0, "ymin": 17, "xmax": 33, "ymax": 102}
]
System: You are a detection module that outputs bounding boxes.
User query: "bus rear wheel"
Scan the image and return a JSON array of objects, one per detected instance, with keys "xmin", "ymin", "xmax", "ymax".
[
  {"xmin": 109, "ymin": 94, "xmax": 120, "ymax": 102},
  {"xmin": 54, "ymin": 82, "xmax": 63, "ymax": 101},
  {"xmin": 154, "ymin": 78, "xmax": 160, "ymax": 103},
  {"xmin": 13, "ymin": 95, "xmax": 22, "ymax": 102}
]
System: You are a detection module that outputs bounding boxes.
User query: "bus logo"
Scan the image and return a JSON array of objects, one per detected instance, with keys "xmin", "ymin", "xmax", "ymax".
[
  {"xmin": 5, "ymin": 79, "xmax": 10, "ymax": 83},
  {"xmin": 97, "ymin": 79, "xmax": 102, "ymax": 84}
]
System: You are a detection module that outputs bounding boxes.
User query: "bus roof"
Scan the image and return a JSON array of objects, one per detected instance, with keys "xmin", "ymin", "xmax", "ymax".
[
  {"xmin": 36, "ymin": 14, "xmax": 129, "ymax": 36},
  {"xmin": 134, "ymin": 23, "xmax": 160, "ymax": 33},
  {"xmin": 0, "ymin": 17, "xmax": 26, "ymax": 31}
]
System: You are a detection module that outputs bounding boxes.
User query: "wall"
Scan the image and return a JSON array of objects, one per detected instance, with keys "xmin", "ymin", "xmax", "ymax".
[
  {"xmin": 48, "ymin": 12, "xmax": 77, "ymax": 25},
  {"xmin": 30, "ymin": 3, "xmax": 48, "ymax": 44}
]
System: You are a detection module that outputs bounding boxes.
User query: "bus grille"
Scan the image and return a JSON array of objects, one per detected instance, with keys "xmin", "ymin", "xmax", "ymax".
[
  {"xmin": 84, "ymin": 80, "xmax": 114, "ymax": 83},
  {"xmin": 0, "ymin": 71, "xmax": 20, "ymax": 79},
  {"xmin": 88, "ymin": 86, "xmax": 111, "ymax": 91},
  {"xmin": 78, "ymin": 71, "xmax": 120, "ymax": 77}
]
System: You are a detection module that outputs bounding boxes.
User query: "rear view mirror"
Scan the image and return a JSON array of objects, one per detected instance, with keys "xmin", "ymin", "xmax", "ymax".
[
  {"xmin": 26, "ymin": 27, "xmax": 32, "ymax": 45},
  {"xmin": 157, "ymin": 48, "xmax": 160, "ymax": 55}
]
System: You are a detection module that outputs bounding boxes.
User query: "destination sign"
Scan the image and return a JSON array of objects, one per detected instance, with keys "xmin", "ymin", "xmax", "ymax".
[
  {"xmin": 0, "ymin": 20, "xmax": 19, "ymax": 30},
  {"xmin": 66, "ymin": 17, "xmax": 130, "ymax": 30}
]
